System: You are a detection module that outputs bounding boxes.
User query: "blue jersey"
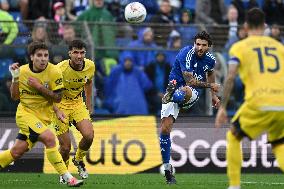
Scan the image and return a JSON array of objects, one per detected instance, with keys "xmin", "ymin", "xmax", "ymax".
[{"xmin": 169, "ymin": 46, "xmax": 216, "ymax": 94}]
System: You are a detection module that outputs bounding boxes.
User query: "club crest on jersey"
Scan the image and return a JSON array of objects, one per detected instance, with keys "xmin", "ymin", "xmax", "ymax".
[
  {"xmin": 35, "ymin": 122, "xmax": 42, "ymax": 129},
  {"xmin": 43, "ymin": 82, "xmax": 49, "ymax": 89}
]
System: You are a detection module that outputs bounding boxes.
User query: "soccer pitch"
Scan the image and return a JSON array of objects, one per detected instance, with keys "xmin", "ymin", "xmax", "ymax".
[{"xmin": 0, "ymin": 173, "xmax": 284, "ymax": 189}]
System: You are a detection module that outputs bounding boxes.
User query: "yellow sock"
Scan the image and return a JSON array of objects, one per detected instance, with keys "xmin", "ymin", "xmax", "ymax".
[
  {"xmin": 273, "ymin": 144, "xmax": 284, "ymax": 171},
  {"xmin": 46, "ymin": 146, "xmax": 68, "ymax": 175},
  {"xmin": 75, "ymin": 147, "xmax": 87, "ymax": 162},
  {"xmin": 0, "ymin": 150, "xmax": 14, "ymax": 168},
  {"xmin": 226, "ymin": 131, "xmax": 242, "ymax": 186},
  {"xmin": 65, "ymin": 158, "xmax": 70, "ymax": 169}
]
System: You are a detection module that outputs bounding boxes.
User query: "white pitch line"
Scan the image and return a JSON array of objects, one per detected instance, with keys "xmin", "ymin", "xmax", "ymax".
[{"xmin": 242, "ymin": 181, "xmax": 284, "ymax": 185}]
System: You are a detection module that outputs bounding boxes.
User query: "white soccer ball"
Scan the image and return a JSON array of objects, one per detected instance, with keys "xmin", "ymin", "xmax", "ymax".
[{"xmin": 124, "ymin": 2, "xmax": 147, "ymax": 24}]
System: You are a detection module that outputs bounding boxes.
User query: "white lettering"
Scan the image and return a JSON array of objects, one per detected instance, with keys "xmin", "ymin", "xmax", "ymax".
[
  {"xmin": 189, "ymin": 140, "xmax": 210, "ymax": 167},
  {"xmin": 243, "ymin": 141, "xmax": 257, "ymax": 167},
  {"xmin": 171, "ymin": 130, "xmax": 187, "ymax": 167},
  {"xmin": 211, "ymin": 140, "xmax": 226, "ymax": 167},
  {"xmin": 258, "ymin": 135, "xmax": 272, "ymax": 168},
  {"xmin": 0, "ymin": 129, "xmax": 12, "ymax": 149}
]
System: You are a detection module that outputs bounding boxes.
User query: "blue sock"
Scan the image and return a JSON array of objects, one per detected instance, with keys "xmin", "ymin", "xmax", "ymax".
[{"xmin": 160, "ymin": 134, "xmax": 171, "ymax": 164}]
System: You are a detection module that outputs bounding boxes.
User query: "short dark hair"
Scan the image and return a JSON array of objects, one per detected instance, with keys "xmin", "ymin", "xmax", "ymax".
[
  {"xmin": 28, "ymin": 41, "xmax": 48, "ymax": 55},
  {"xmin": 246, "ymin": 8, "xmax": 265, "ymax": 29},
  {"xmin": 194, "ymin": 31, "xmax": 212, "ymax": 47},
  {"xmin": 68, "ymin": 39, "xmax": 87, "ymax": 51}
]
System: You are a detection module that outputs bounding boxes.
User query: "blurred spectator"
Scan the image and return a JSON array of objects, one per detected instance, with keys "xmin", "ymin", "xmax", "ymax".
[
  {"xmin": 0, "ymin": 9, "xmax": 18, "ymax": 45},
  {"xmin": 223, "ymin": 25, "xmax": 247, "ymax": 61},
  {"xmin": 177, "ymin": 9, "xmax": 198, "ymax": 47},
  {"xmin": 195, "ymin": 0, "xmax": 227, "ymax": 25},
  {"xmin": 0, "ymin": 75, "xmax": 18, "ymax": 112},
  {"xmin": 231, "ymin": 0, "xmax": 258, "ymax": 24},
  {"xmin": 66, "ymin": 0, "xmax": 92, "ymax": 20},
  {"xmin": 104, "ymin": 53, "xmax": 152, "ymax": 115},
  {"xmin": 224, "ymin": 5, "xmax": 239, "ymax": 38},
  {"xmin": 213, "ymin": 52, "xmax": 227, "ymax": 97},
  {"xmin": 31, "ymin": 24, "xmax": 51, "ymax": 45},
  {"xmin": 165, "ymin": 30, "xmax": 181, "ymax": 66},
  {"xmin": 0, "ymin": 0, "xmax": 28, "ymax": 20},
  {"xmin": 120, "ymin": 27, "xmax": 157, "ymax": 69},
  {"xmin": 106, "ymin": 1, "xmax": 123, "ymax": 21},
  {"xmin": 149, "ymin": 0, "xmax": 175, "ymax": 47},
  {"xmin": 27, "ymin": 0, "xmax": 51, "ymax": 20},
  {"xmin": 53, "ymin": 2, "xmax": 67, "ymax": 36},
  {"xmin": 270, "ymin": 24, "xmax": 284, "ymax": 44},
  {"xmin": 145, "ymin": 52, "xmax": 171, "ymax": 114},
  {"xmin": 77, "ymin": 0, "xmax": 118, "ymax": 59},
  {"xmin": 50, "ymin": 24, "xmax": 76, "ymax": 63},
  {"xmin": 262, "ymin": 0, "xmax": 284, "ymax": 26}
]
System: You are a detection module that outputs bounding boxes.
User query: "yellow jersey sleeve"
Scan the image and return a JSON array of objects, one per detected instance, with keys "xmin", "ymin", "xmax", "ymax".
[
  {"xmin": 49, "ymin": 65, "xmax": 64, "ymax": 91},
  {"xmin": 229, "ymin": 41, "xmax": 244, "ymax": 64}
]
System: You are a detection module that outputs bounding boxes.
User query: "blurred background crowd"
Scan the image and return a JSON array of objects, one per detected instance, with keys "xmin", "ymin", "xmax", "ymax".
[{"xmin": 0, "ymin": 0, "xmax": 283, "ymax": 116}]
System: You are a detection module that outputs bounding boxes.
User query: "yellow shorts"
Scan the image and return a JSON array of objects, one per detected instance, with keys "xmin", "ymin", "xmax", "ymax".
[
  {"xmin": 231, "ymin": 102, "xmax": 284, "ymax": 142},
  {"xmin": 16, "ymin": 106, "xmax": 50, "ymax": 149},
  {"xmin": 54, "ymin": 103, "xmax": 91, "ymax": 136}
]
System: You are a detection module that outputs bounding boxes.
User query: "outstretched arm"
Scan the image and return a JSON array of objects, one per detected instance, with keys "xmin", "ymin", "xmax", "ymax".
[
  {"xmin": 220, "ymin": 64, "xmax": 238, "ymax": 108},
  {"xmin": 215, "ymin": 63, "xmax": 238, "ymax": 128}
]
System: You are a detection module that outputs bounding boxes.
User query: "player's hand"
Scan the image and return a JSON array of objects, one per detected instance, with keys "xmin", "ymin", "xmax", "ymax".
[
  {"xmin": 9, "ymin": 63, "xmax": 20, "ymax": 79},
  {"xmin": 212, "ymin": 95, "xmax": 220, "ymax": 109},
  {"xmin": 55, "ymin": 109, "xmax": 66, "ymax": 123},
  {"xmin": 27, "ymin": 77, "xmax": 42, "ymax": 89},
  {"xmin": 215, "ymin": 106, "xmax": 228, "ymax": 128},
  {"xmin": 210, "ymin": 83, "xmax": 221, "ymax": 93}
]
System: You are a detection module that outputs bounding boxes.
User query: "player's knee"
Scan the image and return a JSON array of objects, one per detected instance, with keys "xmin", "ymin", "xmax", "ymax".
[
  {"xmin": 40, "ymin": 130, "xmax": 56, "ymax": 148},
  {"xmin": 60, "ymin": 143, "xmax": 71, "ymax": 155},
  {"xmin": 10, "ymin": 147, "xmax": 26, "ymax": 160},
  {"xmin": 84, "ymin": 130, "xmax": 94, "ymax": 145}
]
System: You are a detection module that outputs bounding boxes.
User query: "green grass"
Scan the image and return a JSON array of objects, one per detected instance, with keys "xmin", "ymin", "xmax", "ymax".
[{"xmin": 0, "ymin": 173, "xmax": 284, "ymax": 189}]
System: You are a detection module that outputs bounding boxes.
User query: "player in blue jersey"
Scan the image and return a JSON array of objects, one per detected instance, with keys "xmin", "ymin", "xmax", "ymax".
[{"xmin": 160, "ymin": 31, "xmax": 221, "ymax": 184}]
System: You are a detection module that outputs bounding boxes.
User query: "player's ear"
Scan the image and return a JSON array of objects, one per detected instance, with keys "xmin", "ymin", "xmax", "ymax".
[{"xmin": 30, "ymin": 54, "xmax": 34, "ymax": 62}]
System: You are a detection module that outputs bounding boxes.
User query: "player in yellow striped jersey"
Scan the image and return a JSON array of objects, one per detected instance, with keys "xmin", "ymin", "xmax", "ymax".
[
  {"xmin": 215, "ymin": 8, "xmax": 284, "ymax": 189},
  {"xmin": 0, "ymin": 42, "xmax": 83, "ymax": 187},
  {"xmin": 52, "ymin": 40, "xmax": 95, "ymax": 183}
]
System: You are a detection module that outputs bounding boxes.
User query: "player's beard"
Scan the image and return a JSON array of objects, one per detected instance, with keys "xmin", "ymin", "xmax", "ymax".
[{"xmin": 196, "ymin": 50, "xmax": 206, "ymax": 58}]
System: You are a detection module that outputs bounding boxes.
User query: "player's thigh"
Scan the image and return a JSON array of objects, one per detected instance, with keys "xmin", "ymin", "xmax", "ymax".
[
  {"xmin": 231, "ymin": 103, "xmax": 270, "ymax": 139},
  {"xmin": 57, "ymin": 131, "xmax": 71, "ymax": 148},
  {"xmin": 53, "ymin": 108, "xmax": 72, "ymax": 136},
  {"xmin": 267, "ymin": 112, "xmax": 284, "ymax": 143},
  {"xmin": 16, "ymin": 110, "xmax": 49, "ymax": 148},
  {"xmin": 71, "ymin": 103, "xmax": 93, "ymax": 135}
]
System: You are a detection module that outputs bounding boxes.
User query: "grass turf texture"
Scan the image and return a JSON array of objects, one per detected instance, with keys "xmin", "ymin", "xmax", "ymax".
[{"xmin": 0, "ymin": 173, "xmax": 284, "ymax": 189}]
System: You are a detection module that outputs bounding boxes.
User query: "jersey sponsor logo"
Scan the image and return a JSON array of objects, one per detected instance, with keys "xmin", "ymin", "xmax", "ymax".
[
  {"xmin": 21, "ymin": 89, "xmax": 39, "ymax": 96},
  {"xmin": 43, "ymin": 82, "xmax": 49, "ymax": 89},
  {"xmin": 193, "ymin": 73, "xmax": 203, "ymax": 80},
  {"xmin": 35, "ymin": 122, "xmax": 42, "ymax": 129},
  {"xmin": 55, "ymin": 78, "xmax": 63, "ymax": 86}
]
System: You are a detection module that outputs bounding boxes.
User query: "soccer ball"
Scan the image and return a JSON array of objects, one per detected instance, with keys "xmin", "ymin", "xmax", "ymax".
[{"xmin": 124, "ymin": 2, "xmax": 147, "ymax": 24}]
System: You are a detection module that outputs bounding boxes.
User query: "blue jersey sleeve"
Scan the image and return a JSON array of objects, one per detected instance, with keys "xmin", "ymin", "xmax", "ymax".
[{"xmin": 205, "ymin": 52, "xmax": 216, "ymax": 72}]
